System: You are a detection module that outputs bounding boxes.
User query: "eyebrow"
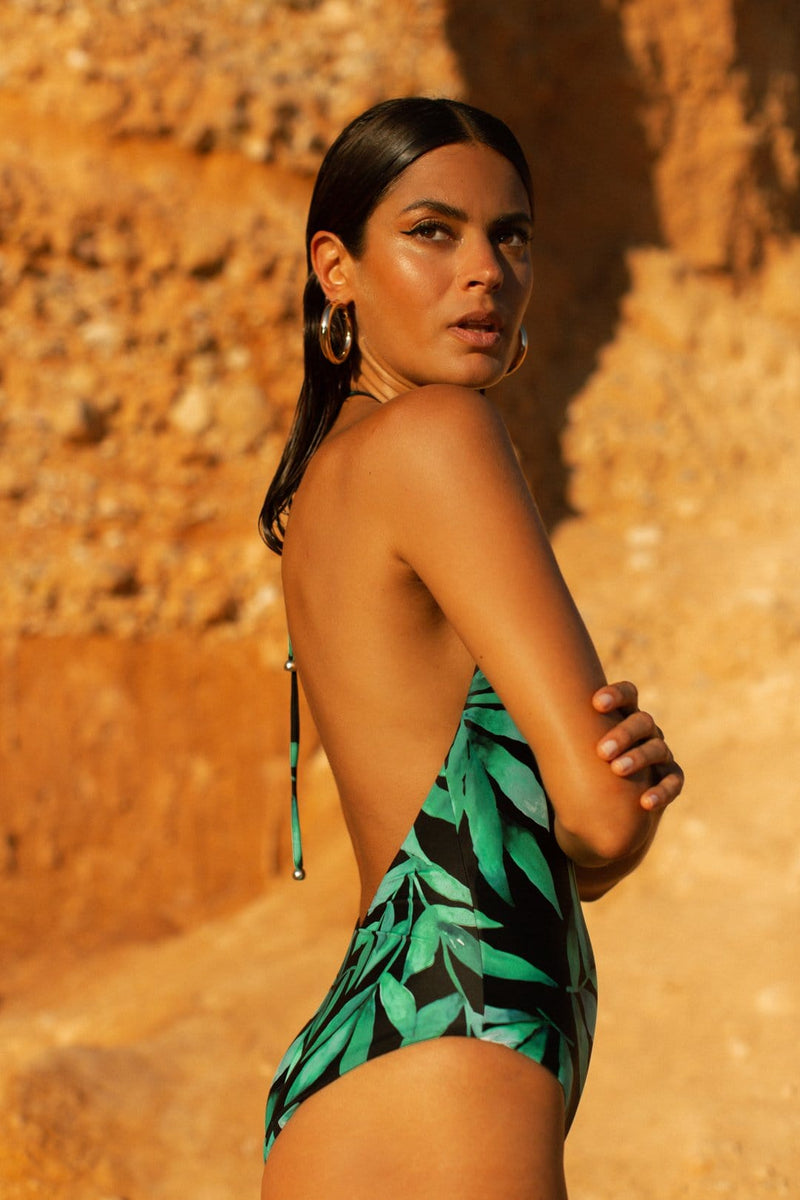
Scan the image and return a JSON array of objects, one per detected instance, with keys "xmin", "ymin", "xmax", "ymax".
[{"xmin": 399, "ymin": 199, "xmax": 533, "ymax": 227}]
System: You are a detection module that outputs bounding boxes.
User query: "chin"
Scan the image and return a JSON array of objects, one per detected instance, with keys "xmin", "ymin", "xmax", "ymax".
[
  {"xmin": 456, "ymin": 361, "xmax": 507, "ymax": 390},
  {"xmin": 408, "ymin": 355, "xmax": 506, "ymax": 392},
  {"xmin": 420, "ymin": 356, "xmax": 502, "ymax": 391}
]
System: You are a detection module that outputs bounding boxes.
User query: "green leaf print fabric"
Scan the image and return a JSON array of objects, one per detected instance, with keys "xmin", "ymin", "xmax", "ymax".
[{"xmin": 264, "ymin": 669, "xmax": 597, "ymax": 1158}]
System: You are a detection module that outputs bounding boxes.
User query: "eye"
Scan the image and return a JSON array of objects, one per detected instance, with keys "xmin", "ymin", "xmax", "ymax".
[
  {"xmin": 495, "ymin": 224, "xmax": 532, "ymax": 249},
  {"xmin": 405, "ymin": 219, "xmax": 455, "ymax": 241}
]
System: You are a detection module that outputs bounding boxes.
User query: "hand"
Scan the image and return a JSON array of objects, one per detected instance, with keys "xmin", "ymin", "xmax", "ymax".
[{"xmin": 592, "ymin": 680, "xmax": 683, "ymax": 813}]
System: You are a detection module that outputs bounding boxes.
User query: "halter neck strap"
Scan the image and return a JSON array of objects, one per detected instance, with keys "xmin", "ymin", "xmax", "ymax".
[{"xmin": 346, "ymin": 389, "xmax": 381, "ymax": 403}]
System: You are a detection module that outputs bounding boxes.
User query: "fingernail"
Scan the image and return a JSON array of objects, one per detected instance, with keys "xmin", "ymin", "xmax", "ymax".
[
  {"xmin": 599, "ymin": 739, "xmax": 618, "ymax": 758},
  {"xmin": 611, "ymin": 755, "xmax": 634, "ymax": 774},
  {"xmin": 597, "ymin": 694, "xmax": 614, "ymax": 711},
  {"xmin": 644, "ymin": 793, "xmax": 659, "ymax": 809}
]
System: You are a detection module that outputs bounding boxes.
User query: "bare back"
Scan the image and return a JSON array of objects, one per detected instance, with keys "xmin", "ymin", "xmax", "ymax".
[
  {"xmin": 281, "ymin": 393, "xmax": 474, "ymax": 918},
  {"xmin": 282, "ymin": 382, "xmax": 659, "ymax": 913}
]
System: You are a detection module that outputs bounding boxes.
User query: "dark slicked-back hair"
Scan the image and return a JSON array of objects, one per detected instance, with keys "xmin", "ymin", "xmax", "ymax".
[{"xmin": 259, "ymin": 97, "xmax": 533, "ymax": 553}]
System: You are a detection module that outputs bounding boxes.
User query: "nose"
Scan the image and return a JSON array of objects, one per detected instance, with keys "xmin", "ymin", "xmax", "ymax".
[{"xmin": 458, "ymin": 233, "xmax": 504, "ymax": 291}]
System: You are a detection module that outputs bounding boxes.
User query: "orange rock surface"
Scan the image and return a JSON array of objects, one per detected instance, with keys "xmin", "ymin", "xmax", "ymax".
[{"xmin": 1, "ymin": 1, "xmax": 798, "ymax": 1196}]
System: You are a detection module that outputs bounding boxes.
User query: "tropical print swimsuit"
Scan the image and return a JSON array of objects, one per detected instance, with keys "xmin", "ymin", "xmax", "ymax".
[{"xmin": 264, "ymin": 666, "xmax": 597, "ymax": 1158}]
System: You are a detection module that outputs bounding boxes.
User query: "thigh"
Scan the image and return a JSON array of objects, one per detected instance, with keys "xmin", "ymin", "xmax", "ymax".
[{"xmin": 262, "ymin": 1038, "xmax": 568, "ymax": 1200}]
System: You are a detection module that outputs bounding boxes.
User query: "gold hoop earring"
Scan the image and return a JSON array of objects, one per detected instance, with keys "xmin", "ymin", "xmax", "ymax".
[
  {"xmin": 505, "ymin": 326, "xmax": 528, "ymax": 376},
  {"xmin": 319, "ymin": 301, "xmax": 353, "ymax": 365}
]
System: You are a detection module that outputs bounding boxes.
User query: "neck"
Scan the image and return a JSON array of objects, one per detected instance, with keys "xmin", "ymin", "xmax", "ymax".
[{"xmin": 350, "ymin": 362, "xmax": 409, "ymax": 404}]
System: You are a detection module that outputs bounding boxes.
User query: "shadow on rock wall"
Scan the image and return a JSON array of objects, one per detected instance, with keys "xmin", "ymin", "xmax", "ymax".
[
  {"xmin": 446, "ymin": 0, "xmax": 661, "ymax": 526},
  {"xmin": 735, "ymin": 0, "xmax": 800, "ymax": 237}
]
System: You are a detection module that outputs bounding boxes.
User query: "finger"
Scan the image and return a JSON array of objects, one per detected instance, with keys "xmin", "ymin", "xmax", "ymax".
[
  {"xmin": 597, "ymin": 709, "xmax": 659, "ymax": 759},
  {"xmin": 593, "ymin": 680, "xmax": 639, "ymax": 714},
  {"xmin": 608, "ymin": 735, "xmax": 673, "ymax": 776},
  {"xmin": 640, "ymin": 765, "xmax": 685, "ymax": 811}
]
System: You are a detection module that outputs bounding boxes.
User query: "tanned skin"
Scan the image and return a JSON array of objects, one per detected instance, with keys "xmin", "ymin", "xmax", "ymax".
[{"xmin": 262, "ymin": 144, "xmax": 682, "ymax": 1200}]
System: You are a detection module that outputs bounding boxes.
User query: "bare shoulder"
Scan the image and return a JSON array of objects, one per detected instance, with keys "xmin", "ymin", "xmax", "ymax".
[
  {"xmin": 380, "ymin": 384, "xmax": 506, "ymax": 440},
  {"xmin": 365, "ymin": 385, "xmax": 515, "ymax": 484},
  {"xmin": 354, "ymin": 385, "xmax": 536, "ymax": 561}
]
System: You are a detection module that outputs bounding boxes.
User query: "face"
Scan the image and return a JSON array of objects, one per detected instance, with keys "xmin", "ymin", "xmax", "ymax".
[{"xmin": 314, "ymin": 142, "xmax": 533, "ymax": 400}]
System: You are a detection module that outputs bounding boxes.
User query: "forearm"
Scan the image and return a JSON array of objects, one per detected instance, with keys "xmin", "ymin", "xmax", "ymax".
[{"xmin": 550, "ymin": 741, "xmax": 659, "ymax": 866}]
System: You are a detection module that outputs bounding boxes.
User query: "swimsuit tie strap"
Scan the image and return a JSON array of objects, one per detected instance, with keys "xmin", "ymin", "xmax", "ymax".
[
  {"xmin": 283, "ymin": 392, "xmax": 376, "ymax": 882},
  {"xmin": 284, "ymin": 639, "xmax": 305, "ymax": 880}
]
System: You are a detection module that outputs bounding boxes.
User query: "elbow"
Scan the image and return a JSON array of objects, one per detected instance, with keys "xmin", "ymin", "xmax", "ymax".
[
  {"xmin": 591, "ymin": 820, "xmax": 650, "ymax": 865},
  {"xmin": 594, "ymin": 804, "xmax": 655, "ymax": 862},
  {"xmin": 556, "ymin": 807, "xmax": 653, "ymax": 868},
  {"xmin": 549, "ymin": 759, "xmax": 658, "ymax": 867}
]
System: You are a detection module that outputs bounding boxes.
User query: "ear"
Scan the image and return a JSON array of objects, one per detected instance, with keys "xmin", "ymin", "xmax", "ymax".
[{"xmin": 310, "ymin": 231, "xmax": 355, "ymax": 302}]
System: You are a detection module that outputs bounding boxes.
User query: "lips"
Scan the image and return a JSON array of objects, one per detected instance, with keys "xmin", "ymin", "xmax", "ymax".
[
  {"xmin": 454, "ymin": 310, "xmax": 503, "ymax": 332},
  {"xmin": 449, "ymin": 311, "xmax": 503, "ymax": 349}
]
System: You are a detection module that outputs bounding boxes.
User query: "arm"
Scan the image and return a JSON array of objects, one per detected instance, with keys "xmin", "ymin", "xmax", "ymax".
[
  {"xmin": 580, "ymin": 680, "xmax": 682, "ymax": 898},
  {"xmin": 375, "ymin": 387, "xmax": 666, "ymax": 868}
]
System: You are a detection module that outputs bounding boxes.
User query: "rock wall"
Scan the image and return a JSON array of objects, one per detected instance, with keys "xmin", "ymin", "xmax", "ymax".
[
  {"xmin": 448, "ymin": 0, "xmax": 800, "ymax": 511},
  {"xmin": 1, "ymin": 0, "xmax": 798, "ymax": 979},
  {"xmin": 0, "ymin": 0, "xmax": 463, "ymax": 976}
]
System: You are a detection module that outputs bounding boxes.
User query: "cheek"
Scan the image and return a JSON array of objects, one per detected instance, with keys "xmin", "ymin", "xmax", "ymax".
[
  {"xmin": 361, "ymin": 250, "xmax": 418, "ymax": 302},
  {"xmin": 387, "ymin": 247, "xmax": 446, "ymax": 296},
  {"xmin": 360, "ymin": 256, "xmax": 445, "ymax": 334}
]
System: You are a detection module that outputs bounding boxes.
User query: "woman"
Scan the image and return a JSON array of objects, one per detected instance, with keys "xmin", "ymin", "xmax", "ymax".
[{"xmin": 259, "ymin": 98, "xmax": 682, "ymax": 1200}]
